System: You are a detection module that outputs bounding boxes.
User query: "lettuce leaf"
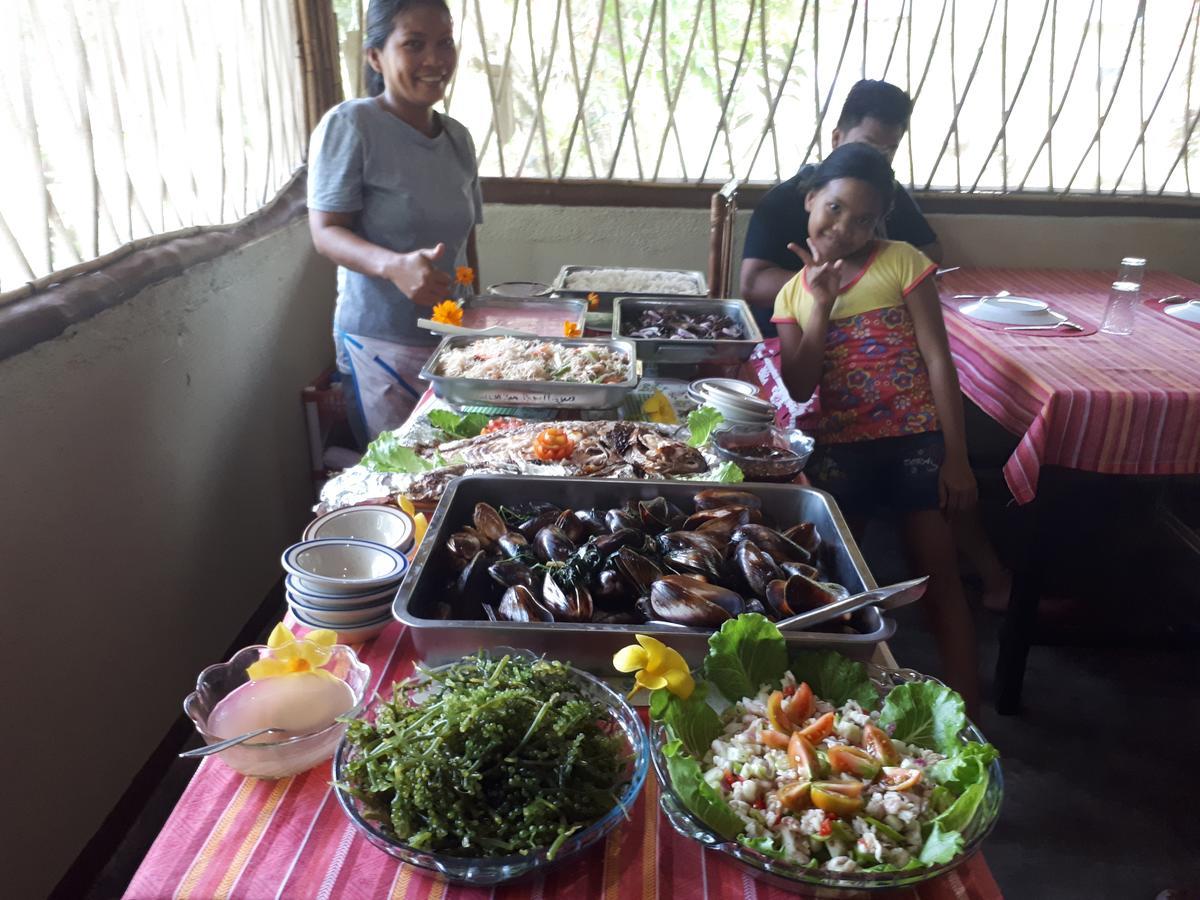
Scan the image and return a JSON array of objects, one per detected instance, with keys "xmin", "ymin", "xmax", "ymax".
[
  {"xmin": 361, "ymin": 432, "xmax": 435, "ymax": 474},
  {"xmin": 738, "ymin": 834, "xmax": 790, "ymax": 861},
  {"xmin": 662, "ymin": 739, "xmax": 743, "ymax": 840},
  {"xmin": 687, "ymin": 406, "xmax": 725, "ymax": 447},
  {"xmin": 426, "ymin": 410, "xmax": 490, "ymax": 440},
  {"xmin": 649, "ymin": 684, "xmax": 722, "ymax": 758},
  {"xmin": 705, "ymin": 461, "xmax": 745, "ymax": 483},
  {"xmin": 917, "ymin": 823, "xmax": 964, "ymax": 866},
  {"xmin": 877, "ymin": 681, "xmax": 966, "ymax": 754},
  {"xmin": 929, "ymin": 742, "xmax": 999, "ymax": 793},
  {"xmin": 703, "ymin": 614, "xmax": 788, "ymax": 703},
  {"xmin": 788, "ymin": 650, "xmax": 879, "ymax": 710},
  {"xmin": 932, "ymin": 779, "xmax": 989, "ymax": 834}
]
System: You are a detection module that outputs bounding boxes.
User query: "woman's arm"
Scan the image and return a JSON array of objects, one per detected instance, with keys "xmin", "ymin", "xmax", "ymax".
[
  {"xmin": 308, "ymin": 209, "xmax": 453, "ymax": 307},
  {"xmin": 466, "ymin": 227, "xmax": 480, "ymax": 292},
  {"xmin": 906, "ymin": 277, "xmax": 977, "ymax": 511}
]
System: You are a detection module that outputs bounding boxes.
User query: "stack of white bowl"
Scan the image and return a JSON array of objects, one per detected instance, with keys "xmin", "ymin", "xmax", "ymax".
[
  {"xmin": 688, "ymin": 377, "xmax": 775, "ymax": 425},
  {"xmin": 281, "ymin": 506, "xmax": 414, "ymax": 643}
]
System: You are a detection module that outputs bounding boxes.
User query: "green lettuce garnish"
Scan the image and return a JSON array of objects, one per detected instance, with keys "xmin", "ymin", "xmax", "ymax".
[
  {"xmin": 649, "ymin": 683, "xmax": 722, "ymax": 758},
  {"xmin": 662, "ymin": 739, "xmax": 743, "ymax": 840},
  {"xmin": 426, "ymin": 410, "xmax": 490, "ymax": 440},
  {"xmin": 686, "ymin": 406, "xmax": 725, "ymax": 447},
  {"xmin": 878, "ymin": 681, "xmax": 967, "ymax": 755},
  {"xmin": 739, "ymin": 834, "xmax": 790, "ymax": 861},
  {"xmin": 703, "ymin": 613, "xmax": 787, "ymax": 702},
  {"xmin": 788, "ymin": 649, "xmax": 879, "ymax": 710},
  {"xmin": 929, "ymin": 741, "xmax": 999, "ymax": 793},
  {"xmin": 361, "ymin": 432, "xmax": 435, "ymax": 474},
  {"xmin": 918, "ymin": 822, "xmax": 966, "ymax": 866}
]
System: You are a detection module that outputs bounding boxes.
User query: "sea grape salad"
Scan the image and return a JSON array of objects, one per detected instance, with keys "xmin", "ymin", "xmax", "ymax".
[{"xmin": 651, "ymin": 615, "xmax": 999, "ymax": 874}]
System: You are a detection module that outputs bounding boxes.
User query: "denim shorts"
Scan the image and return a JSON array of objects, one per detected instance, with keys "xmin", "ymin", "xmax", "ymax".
[{"xmin": 806, "ymin": 431, "xmax": 945, "ymax": 515}]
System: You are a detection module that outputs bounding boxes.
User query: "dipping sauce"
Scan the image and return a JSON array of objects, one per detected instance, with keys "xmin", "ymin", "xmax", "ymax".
[
  {"xmin": 208, "ymin": 674, "xmax": 356, "ymax": 744},
  {"xmin": 722, "ymin": 443, "xmax": 805, "ymax": 482}
]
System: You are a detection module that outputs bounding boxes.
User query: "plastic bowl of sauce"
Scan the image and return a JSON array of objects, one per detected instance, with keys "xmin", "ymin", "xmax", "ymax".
[{"xmin": 712, "ymin": 424, "xmax": 815, "ymax": 482}]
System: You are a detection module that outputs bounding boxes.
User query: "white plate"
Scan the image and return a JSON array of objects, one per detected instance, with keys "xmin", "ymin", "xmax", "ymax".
[
  {"xmin": 284, "ymin": 576, "xmax": 399, "ymax": 608},
  {"xmin": 281, "ymin": 539, "xmax": 407, "ymax": 596},
  {"xmin": 291, "ymin": 607, "xmax": 392, "ymax": 643},
  {"xmin": 959, "ymin": 296, "xmax": 1059, "ymax": 326},
  {"xmin": 688, "ymin": 377, "xmax": 759, "ymax": 398},
  {"xmin": 302, "ymin": 506, "xmax": 414, "ymax": 553},
  {"xmin": 1164, "ymin": 300, "xmax": 1200, "ymax": 323},
  {"xmin": 286, "ymin": 593, "xmax": 393, "ymax": 626}
]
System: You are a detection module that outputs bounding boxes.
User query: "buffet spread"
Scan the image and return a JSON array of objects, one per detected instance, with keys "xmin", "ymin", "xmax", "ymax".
[{"xmin": 153, "ymin": 267, "xmax": 1002, "ymax": 898}]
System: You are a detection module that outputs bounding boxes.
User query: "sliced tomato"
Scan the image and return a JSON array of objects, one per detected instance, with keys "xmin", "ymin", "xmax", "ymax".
[
  {"xmin": 862, "ymin": 723, "xmax": 900, "ymax": 766},
  {"xmin": 810, "ymin": 781, "xmax": 865, "ymax": 816},
  {"xmin": 880, "ymin": 766, "xmax": 923, "ymax": 792},
  {"xmin": 777, "ymin": 781, "xmax": 811, "ymax": 812},
  {"xmin": 788, "ymin": 732, "xmax": 820, "ymax": 778},
  {"xmin": 789, "ymin": 681, "xmax": 815, "ymax": 723},
  {"xmin": 758, "ymin": 729, "xmax": 791, "ymax": 750},
  {"xmin": 797, "ymin": 711, "xmax": 835, "ymax": 743},
  {"xmin": 827, "ymin": 744, "xmax": 882, "ymax": 781},
  {"xmin": 767, "ymin": 690, "xmax": 794, "ymax": 733}
]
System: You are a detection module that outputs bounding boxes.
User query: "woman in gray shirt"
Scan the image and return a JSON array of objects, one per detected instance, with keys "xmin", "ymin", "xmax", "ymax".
[{"xmin": 308, "ymin": 0, "xmax": 482, "ymax": 443}]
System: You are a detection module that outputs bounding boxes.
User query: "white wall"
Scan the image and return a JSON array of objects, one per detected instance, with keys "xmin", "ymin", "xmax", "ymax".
[
  {"xmin": 477, "ymin": 204, "xmax": 1200, "ymax": 285},
  {"xmin": 0, "ymin": 219, "xmax": 335, "ymax": 899}
]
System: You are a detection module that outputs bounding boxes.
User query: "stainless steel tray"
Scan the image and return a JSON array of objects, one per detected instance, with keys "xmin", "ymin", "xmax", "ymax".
[
  {"xmin": 460, "ymin": 295, "xmax": 586, "ymax": 336},
  {"xmin": 419, "ymin": 335, "xmax": 639, "ymax": 409},
  {"xmin": 393, "ymin": 475, "xmax": 890, "ymax": 672},
  {"xmin": 550, "ymin": 265, "xmax": 708, "ymax": 310},
  {"xmin": 613, "ymin": 297, "xmax": 764, "ymax": 366}
]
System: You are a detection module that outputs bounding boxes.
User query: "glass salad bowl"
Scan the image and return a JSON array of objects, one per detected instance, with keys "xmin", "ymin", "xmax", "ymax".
[
  {"xmin": 332, "ymin": 650, "xmax": 649, "ymax": 885},
  {"xmin": 650, "ymin": 664, "xmax": 1002, "ymax": 896}
]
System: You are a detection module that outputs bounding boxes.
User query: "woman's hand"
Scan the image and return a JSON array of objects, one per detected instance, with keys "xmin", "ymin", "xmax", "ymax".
[
  {"xmin": 381, "ymin": 243, "xmax": 454, "ymax": 307},
  {"xmin": 939, "ymin": 456, "xmax": 979, "ymax": 513},
  {"xmin": 787, "ymin": 239, "xmax": 843, "ymax": 311}
]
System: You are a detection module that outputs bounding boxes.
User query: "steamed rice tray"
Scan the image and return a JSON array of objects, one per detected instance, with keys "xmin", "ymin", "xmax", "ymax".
[{"xmin": 563, "ymin": 268, "xmax": 703, "ymax": 294}]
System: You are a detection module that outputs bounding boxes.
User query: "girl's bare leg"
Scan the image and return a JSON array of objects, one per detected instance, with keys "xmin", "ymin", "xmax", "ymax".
[
  {"xmin": 902, "ymin": 509, "xmax": 981, "ymax": 716},
  {"xmin": 951, "ymin": 508, "xmax": 1012, "ymax": 612}
]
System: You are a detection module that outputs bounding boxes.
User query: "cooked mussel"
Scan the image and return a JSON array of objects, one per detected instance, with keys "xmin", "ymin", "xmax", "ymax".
[
  {"xmin": 649, "ymin": 575, "xmax": 744, "ymax": 626},
  {"xmin": 638, "ymin": 496, "xmax": 683, "ymax": 533},
  {"xmin": 592, "ymin": 567, "xmax": 633, "ymax": 607},
  {"xmin": 555, "ymin": 509, "xmax": 588, "ymax": 544},
  {"xmin": 534, "ymin": 525, "xmax": 575, "ymax": 562},
  {"xmin": 614, "ymin": 547, "xmax": 663, "ymax": 594},
  {"xmin": 682, "ymin": 505, "xmax": 760, "ymax": 531},
  {"xmin": 487, "ymin": 558, "xmax": 536, "ymax": 589},
  {"xmin": 541, "ymin": 572, "xmax": 594, "ymax": 622},
  {"xmin": 497, "ymin": 585, "xmax": 555, "ymax": 623},
  {"xmin": 606, "ymin": 508, "xmax": 641, "ymax": 534},
  {"xmin": 517, "ymin": 508, "xmax": 560, "ymax": 541},
  {"xmin": 496, "ymin": 531, "xmax": 531, "ymax": 560},
  {"xmin": 472, "ymin": 502, "xmax": 508, "ymax": 544},
  {"xmin": 782, "ymin": 522, "xmax": 821, "ymax": 555},
  {"xmin": 694, "ymin": 488, "xmax": 762, "ymax": 511},
  {"xmin": 736, "ymin": 540, "xmax": 785, "ymax": 598},
  {"xmin": 453, "ymin": 550, "xmax": 499, "ymax": 617},
  {"xmin": 764, "ymin": 573, "xmax": 841, "ymax": 619},
  {"xmin": 780, "ymin": 561, "xmax": 820, "ymax": 580},
  {"xmin": 445, "ymin": 531, "xmax": 482, "ymax": 568},
  {"xmin": 593, "ymin": 527, "xmax": 642, "ymax": 557},
  {"xmin": 573, "ymin": 508, "xmax": 609, "ymax": 537},
  {"xmin": 657, "ymin": 531, "xmax": 726, "ymax": 579},
  {"xmin": 731, "ymin": 524, "xmax": 813, "ymax": 564}
]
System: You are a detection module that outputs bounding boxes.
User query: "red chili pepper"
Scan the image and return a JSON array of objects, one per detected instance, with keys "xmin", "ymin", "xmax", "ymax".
[
  {"xmin": 753, "ymin": 796, "xmax": 766, "ymax": 810},
  {"xmin": 819, "ymin": 816, "xmax": 833, "ymax": 837},
  {"xmin": 722, "ymin": 770, "xmax": 736, "ymax": 791}
]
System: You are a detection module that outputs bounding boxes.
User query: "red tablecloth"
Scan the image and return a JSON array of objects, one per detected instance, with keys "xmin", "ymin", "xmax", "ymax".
[
  {"xmin": 125, "ymin": 622, "xmax": 1002, "ymax": 899},
  {"xmin": 937, "ymin": 268, "xmax": 1200, "ymax": 503}
]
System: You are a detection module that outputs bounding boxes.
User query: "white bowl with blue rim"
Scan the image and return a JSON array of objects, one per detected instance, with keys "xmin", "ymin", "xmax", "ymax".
[
  {"xmin": 291, "ymin": 605, "xmax": 392, "ymax": 643},
  {"xmin": 286, "ymin": 591, "xmax": 393, "ymax": 626},
  {"xmin": 281, "ymin": 539, "xmax": 408, "ymax": 596},
  {"xmin": 302, "ymin": 506, "xmax": 415, "ymax": 554},
  {"xmin": 284, "ymin": 574, "xmax": 399, "ymax": 609}
]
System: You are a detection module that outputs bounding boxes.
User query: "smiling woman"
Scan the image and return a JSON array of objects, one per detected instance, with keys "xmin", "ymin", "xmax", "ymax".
[{"xmin": 307, "ymin": 0, "xmax": 483, "ymax": 444}]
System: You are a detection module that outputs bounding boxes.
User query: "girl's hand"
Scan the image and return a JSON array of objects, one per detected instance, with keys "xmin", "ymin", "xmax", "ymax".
[
  {"xmin": 381, "ymin": 243, "xmax": 454, "ymax": 307},
  {"xmin": 939, "ymin": 456, "xmax": 978, "ymax": 513},
  {"xmin": 787, "ymin": 239, "xmax": 843, "ymax": 311}
]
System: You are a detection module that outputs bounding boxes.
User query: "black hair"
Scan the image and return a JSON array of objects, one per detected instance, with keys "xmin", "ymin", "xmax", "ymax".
[
  {"xmin": 364, "ymin": 0, "xmax": 452, "ymax": 97},
  {"xmin": 836, "ymin": 79, "xmax": 912, "ymax": 132},
  {"xmin": 801, "ymin": 142, "xmax": 895, "ymax": 213}
]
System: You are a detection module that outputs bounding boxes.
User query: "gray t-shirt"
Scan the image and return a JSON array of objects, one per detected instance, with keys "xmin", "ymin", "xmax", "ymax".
[{"xmin": 308, "ymin": 98, "xmax": 483, "ymax": 346}]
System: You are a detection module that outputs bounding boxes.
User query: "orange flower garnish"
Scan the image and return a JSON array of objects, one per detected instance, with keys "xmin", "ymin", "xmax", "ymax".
[
  {"xmin": 455, "ymin": 266, "xmax": 475, "ymax": 286},
  {"xmin": 587, "ymin": 292, "xmax": 600, "ymax": 310},
  {"xmin": 532, "ymin": 427, "xmax": 575, "ymax": 461},
  {"xmin": 431, "ymin": 300, "xmax": 463, "ymax": 326},
  {"xmin": 563, "ymin": 320, "xmax": 582, "ymax": 338}
]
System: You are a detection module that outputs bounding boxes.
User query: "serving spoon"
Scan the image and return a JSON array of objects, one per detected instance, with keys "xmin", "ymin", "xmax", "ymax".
[
  {"xmin": 179, "ymin": 727, "xmax": 287, "ymax": 758},
  {"xmin": 773, "ymin": 576, "xmax": 929, "ymax": 631}
]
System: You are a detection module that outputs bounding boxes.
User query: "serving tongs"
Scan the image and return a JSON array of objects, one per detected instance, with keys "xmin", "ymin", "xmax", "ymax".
[
  {"xmin": 418, "ymin": 318, "xmax": 537, "ymax": 339},
  {"xmin": 774, "ymin": 576, "xmax": 929, "ymax": 631}
]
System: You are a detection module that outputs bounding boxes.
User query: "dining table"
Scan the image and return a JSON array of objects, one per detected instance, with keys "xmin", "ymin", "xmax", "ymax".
[{"xmin": 123, "ymin": 382, "xmax": 1005, "ymax": 899}]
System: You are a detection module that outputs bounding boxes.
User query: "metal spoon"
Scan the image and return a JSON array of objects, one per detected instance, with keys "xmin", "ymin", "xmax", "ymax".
[
  {"xmin": 179, "ymin": 727, "xmax": 287, "ymax": 758},
  {"xmin": 774, "ymin": 576, "xmax": 929, "ymax": 631}
]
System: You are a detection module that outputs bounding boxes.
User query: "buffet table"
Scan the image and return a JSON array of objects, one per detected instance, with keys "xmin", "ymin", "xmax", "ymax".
[{"xmin": 126, "ymin": 621, "xmax": 1000, "ymax": 899}]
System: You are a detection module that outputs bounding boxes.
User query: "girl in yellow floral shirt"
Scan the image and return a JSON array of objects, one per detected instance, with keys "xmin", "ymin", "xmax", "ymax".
[{"xmin": 773, "ymin": 143, "xmax": 978, "ymax": 707}]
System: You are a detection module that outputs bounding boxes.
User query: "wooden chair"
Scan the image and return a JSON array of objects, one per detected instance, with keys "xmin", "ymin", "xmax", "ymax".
[{"xmin": 707, "ymin": 177, "xmax": 742, "ymax": 299}]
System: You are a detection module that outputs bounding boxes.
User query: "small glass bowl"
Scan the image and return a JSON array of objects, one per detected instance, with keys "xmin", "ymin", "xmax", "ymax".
[
  {"xmin": 183, "ymin": 643, "xmax": 370, "ymax": 779},
  {"xmin": 712, "ymin": 423, "xmax": 815, "ymax": 482},
  {"xmin": 651, "ymin": 664, "xmax": 1003, "ymax": 894},
  {"xmin": 332, "ymin": 650, "xmax": 648, "ymax": 885}
]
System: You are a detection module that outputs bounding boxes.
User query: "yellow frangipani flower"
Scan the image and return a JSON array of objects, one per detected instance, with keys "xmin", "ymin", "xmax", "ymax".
[
  {"xmin": 431, "ymin": 300, "xmax": 463, "ymax": 326},
  {"xmin": 247, "ymin": 623, "xmax": 338, "ymax": 680},
  {"xmin": 613, "ymin": 634, "xmax": 694, "ymax": 700}
]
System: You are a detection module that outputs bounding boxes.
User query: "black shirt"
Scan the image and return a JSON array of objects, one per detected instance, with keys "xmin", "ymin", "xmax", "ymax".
[{"xmin": 742, "ymin": 165, "xmax": 938, "ymax": 336}]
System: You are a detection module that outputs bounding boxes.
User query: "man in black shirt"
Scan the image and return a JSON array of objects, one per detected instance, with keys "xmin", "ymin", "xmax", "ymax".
[{"xmin": 740, "ymin": 80, "xmax": 943, "ymax": 336}]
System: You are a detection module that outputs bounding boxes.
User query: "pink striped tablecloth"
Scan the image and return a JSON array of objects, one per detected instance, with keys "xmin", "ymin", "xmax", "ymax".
[
  {"xmin": 939, "ymin": 268, "xmax": 1200, "ymax": 503},
  {"xmin": 125, "ymin": 621, "xmax": 1001, "ymax": 900}
]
